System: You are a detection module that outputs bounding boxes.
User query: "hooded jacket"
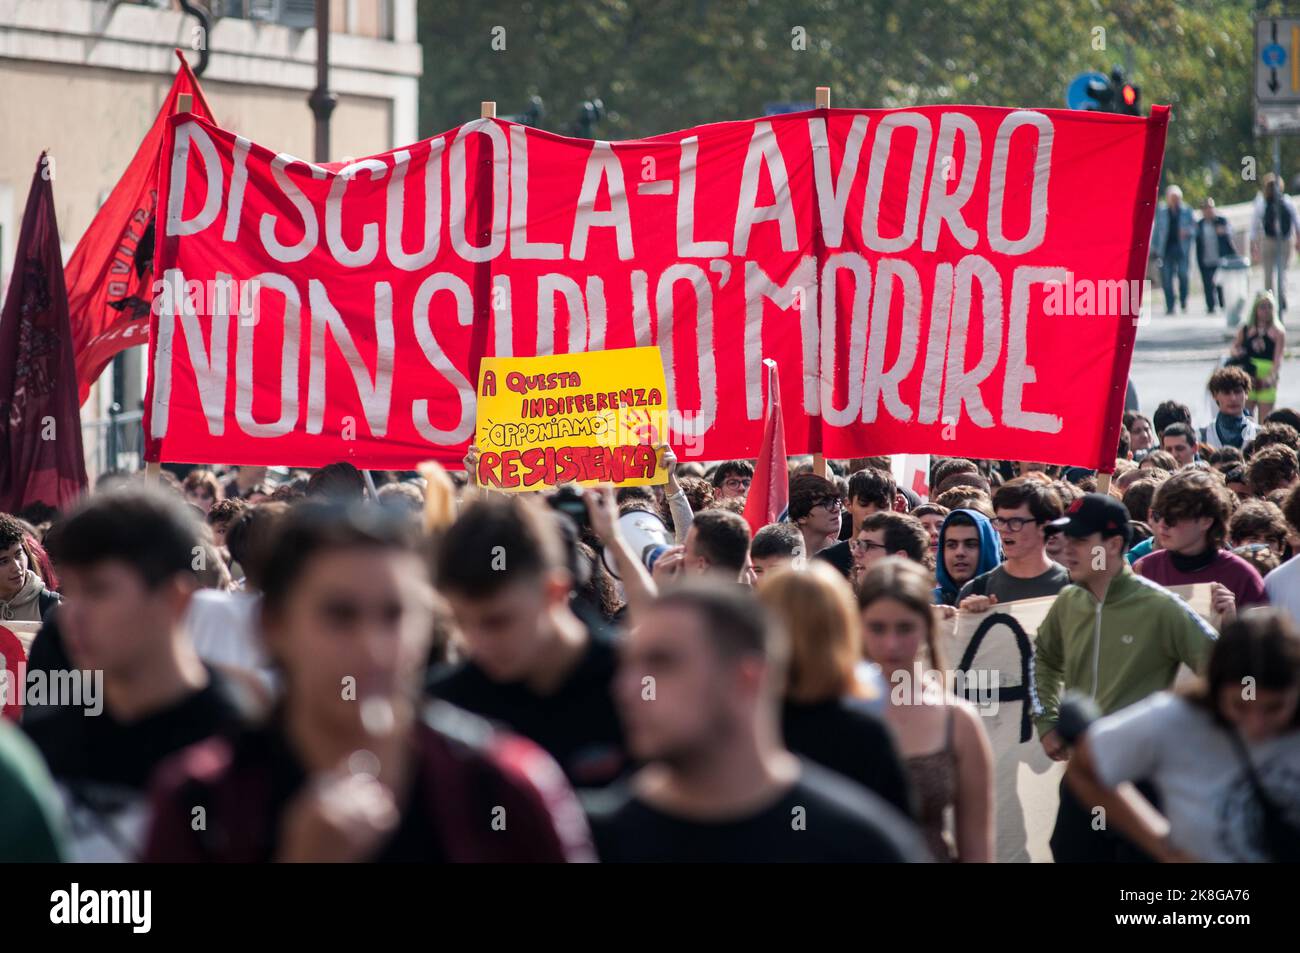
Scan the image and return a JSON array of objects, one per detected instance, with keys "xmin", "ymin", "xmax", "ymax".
[
  {"xmin": 0, "ymin": 570, "xmax": 54, "ymax": 623},
  {"xmin": 1031, "ymin": 565, "xmax": 1217, "ymax": 737},
  {"xmin": 933, "ymin": 509, "xmax": 1002, "ymax": 606}
]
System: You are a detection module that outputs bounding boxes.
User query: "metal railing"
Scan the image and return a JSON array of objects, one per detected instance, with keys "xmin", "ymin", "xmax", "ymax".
[{"xmin": 81, "ymin": 406, "xmax": 145, "ymax": 481}]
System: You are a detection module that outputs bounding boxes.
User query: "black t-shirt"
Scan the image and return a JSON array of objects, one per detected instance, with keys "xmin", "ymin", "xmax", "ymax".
[
  {"xmin": 814, "ymin": 540, "xmax": 853, "ymax": 579},
  {"xmin": 781, "ymin": 697, "xmax": 914, "ymax": 819},
  {"xmin": 426, "ymin": 613, "xmax": 627, "ymax": 788},
  {"xmin": 23, "ymin": 667, "xmax": 244, "ymax": 861},
  {"xmin": 583, "ymin": 760, "xmax": 928, "ymax": 862}
]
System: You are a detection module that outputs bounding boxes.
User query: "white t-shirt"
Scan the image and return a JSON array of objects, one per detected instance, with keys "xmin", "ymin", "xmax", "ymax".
[
  {"xmin": 1265, "ymin": 556, "xmax": 1300, "ymax": 628},
  {"xmin": 184, "ymin": 590, "xmax": 273, "ymax": 690},
  {"xmin": 1089, "ymin": 692, "xmax": 1300, "ymax": 862}
]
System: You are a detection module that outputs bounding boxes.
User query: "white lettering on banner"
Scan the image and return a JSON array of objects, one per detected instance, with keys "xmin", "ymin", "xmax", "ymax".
[
  {"xmin": 509, "ymin": 126, "xmax": 562, "ymax": 260},
  {"xmin": 656, "ymin": 264, "xmax": 717, "ymax": 437},
  {"xmin": 677, "ymin": 137, "xmax": 728, "ymax": 258},
  {"xmin": 917, "ymin": 262, "xmax": 956, "ymax": 425},
  {"xmin": 862, "ymin": 113, "xmax": 933, "ymax": 253},
  {"xmin": 222, "ymin": 135, "xmax": 252, "ymax": 243},
  {"xmin": 819, "ymin": 252, "xmax": 872, "ymax": 427},
  {"xmin": 535, "ymin": 274, "xmax": 610, "ymax": 355},
  {"xmin": 987, "ymin": 111, "xmax": 1053, "ymax": 255},
  {"xmin": 236, "ymin": 272, "xmax": 301, "ymax": 437},
  {"xmin": 144, "ymin": 107, "xmax": 1161, "ymax": 462},
  {"xmin": 809, "ymin": 114, "xmax": 869, "ymax": 249},
  {"xmin": 306, "ymin": 280, "xmax": 394, "ymax": 437},
  {"xmin": 411, "ymin": 273, "xmax": 475, "ymax": 444},
  {"xmin": 1005, "ymin": 267, "xmax": 1066, "ymax": 433},
  {"xmin": 537, "ymin": 274, "xmax": 588, "ymax": 355},
  {"xmin": 921, "ymin": 113, "xmax": 981, "ymax": 252},
  {"xmin": 570, "ymin": 141, "xmax": 634, "ymax": 261},
  {"xmin": 944, "ymin": 255, "xmax": 1004, "ymax": 427},
  {"xmin": 629, "ymin": 270, "xmax": 652, "ymax": 347},
  {"xmin": 327, "ymin": 159, "xmax": 388, "ymax": 267},
  {"xmin": 733, "ymin": 121, "xmax": 798, "ymax": 256},
  {"xmin": 386, "ymin": 139, "xmax": 444, "ymax": 270},
  {"xmin": 260, "ymin": 154, "xmax": 325, "ymax": 263},
  {"xmin": 166, "ymin": 122, "xmax": 223, "ymax": 238},
  {"xmin": 449, "ymin": 118, "xmax": 508, "ymax": 263},
  {"xmin": 744, "ymin": 257, "xmax": 817, "ymax": 419},
  {"xmin": 862, "ymin": 258, "xmax": 922, "ymax": 422},
  {"xmin": 492, "ymin": 274, "xmax": 515, "ymax": 357}
]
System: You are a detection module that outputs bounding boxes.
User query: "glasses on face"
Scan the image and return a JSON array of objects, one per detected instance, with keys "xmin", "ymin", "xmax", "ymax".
[
  {"xmin": 1147, "ymin": 510, "xmax": 1181, "ymax": 527},
  {"xmin": 991, "ymin": 516, "xmax": 1041, "ymax": 532},
  {"xmin": 814, "ymin": 497, "xmax": 843, "ymax": 513},
  {"xmin": 723, "ymin": 478, "xmax": 752, "ymax": 491},
  {"xmin": 850, "ymin": 538, "xmax": 888, "ymax": 554}
]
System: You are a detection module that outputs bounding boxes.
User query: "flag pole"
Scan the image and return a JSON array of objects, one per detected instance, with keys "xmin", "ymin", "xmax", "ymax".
[
  {"xmin": 145, "ymin": 90, "xmax": 195, "ymax": 486},
  {"xmin": 812, "ymin": 86, "xmax": 831, "ymax": 479}
]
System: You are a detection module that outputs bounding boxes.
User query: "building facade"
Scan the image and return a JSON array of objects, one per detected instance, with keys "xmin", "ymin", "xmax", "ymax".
[{"xmin": 0, "ymin": 0, "xmax": 421, "ymax": 477}]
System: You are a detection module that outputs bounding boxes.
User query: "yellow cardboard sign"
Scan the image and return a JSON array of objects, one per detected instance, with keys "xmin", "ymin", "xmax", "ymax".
[{"xmin": 474, "ymin": 346, "xmax": 669, "ymax": 491}]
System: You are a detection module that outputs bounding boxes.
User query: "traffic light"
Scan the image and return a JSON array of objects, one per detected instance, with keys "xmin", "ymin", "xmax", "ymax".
[
  {"xmin": 1117, "ymin": 79, "xmax": 1142, "ymax": 116},
  {"xmin": 1082, "ymin": 68, "xmax": 1143, "ymax": 116}
]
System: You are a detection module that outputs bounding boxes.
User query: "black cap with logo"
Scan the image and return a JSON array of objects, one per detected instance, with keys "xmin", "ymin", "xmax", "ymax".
[{"xmin": 1046, "ymin": 492, "xmax": 1132, "ymax": 547}]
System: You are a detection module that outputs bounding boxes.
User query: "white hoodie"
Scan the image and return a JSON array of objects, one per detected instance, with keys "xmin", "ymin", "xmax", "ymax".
[{"xmin": 0, "ymin": 570, "xmax": 50, "ymax": 622}]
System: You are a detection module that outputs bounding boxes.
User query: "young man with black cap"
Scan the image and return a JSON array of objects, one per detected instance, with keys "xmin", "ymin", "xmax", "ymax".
[{"xmin": 1032, "ymin": 493, "xmax": 1219, "ymax": 863}]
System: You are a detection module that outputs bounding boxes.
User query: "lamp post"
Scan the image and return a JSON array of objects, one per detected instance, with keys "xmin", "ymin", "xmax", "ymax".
[{"xmin": 308, "ymin": 0, "xmax": 338, "ymax": 163}]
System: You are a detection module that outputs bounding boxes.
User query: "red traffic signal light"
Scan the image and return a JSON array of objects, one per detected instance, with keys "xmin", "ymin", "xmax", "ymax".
[{"xmin": 1121, "ymin": 84, "xmax": 1136, "ymax": 106}]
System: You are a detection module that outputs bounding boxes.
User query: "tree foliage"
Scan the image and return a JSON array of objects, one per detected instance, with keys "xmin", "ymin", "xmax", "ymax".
[{"xmin": 418, "ymin": 0, "xmax": 1294, "ymax": 205}]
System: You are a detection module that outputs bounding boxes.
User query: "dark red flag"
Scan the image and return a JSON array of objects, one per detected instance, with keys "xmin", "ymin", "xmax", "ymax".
[
  {"xmin": 742, "ymin": 359, "xmax": 789, "ymax": 537},
  {"xmin": 64, "ymin": 52, "xmax": 212, "ymax": 405},
  {"xmin": 0, "ymin": 153, "xmax": 88, "ymax": 512}
]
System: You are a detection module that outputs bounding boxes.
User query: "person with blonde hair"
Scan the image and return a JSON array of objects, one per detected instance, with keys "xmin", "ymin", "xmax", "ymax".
[
  {"xmin": 858, "ymin": 558, "xmax": 994, "ymax": 862},
  {"xmin": 758, "ymin": 562, "xmax": 912, "ymax": 817},
  {"xmin": 1231, "ymin": 290, "xmax": 1288, "ymax": 419}
]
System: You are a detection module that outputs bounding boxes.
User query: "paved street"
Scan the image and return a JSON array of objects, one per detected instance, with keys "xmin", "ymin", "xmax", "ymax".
[{"xmin": 1130, "ymin": 267, "xmax": 1299, "ymax": 427}]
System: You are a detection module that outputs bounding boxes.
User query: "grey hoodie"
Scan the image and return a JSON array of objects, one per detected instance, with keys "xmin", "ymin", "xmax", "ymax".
[{"xmin": 0, "ymin": 570, "xmax": 51, "ymax": 622}]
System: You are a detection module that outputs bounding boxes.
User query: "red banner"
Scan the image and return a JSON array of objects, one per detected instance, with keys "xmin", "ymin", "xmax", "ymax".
[
  {"xmin": 65, "ymin": 54, "xmax": 212, "ymax": 405},
  {"xmin": 145, "ymin": 104, "xmax": 1167, "ymax": 470}
]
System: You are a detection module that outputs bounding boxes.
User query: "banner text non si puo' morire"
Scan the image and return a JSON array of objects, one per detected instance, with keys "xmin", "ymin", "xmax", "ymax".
[{"xmin": 145, "ymin": 106, "xmax": 1167, "ymax": 469}]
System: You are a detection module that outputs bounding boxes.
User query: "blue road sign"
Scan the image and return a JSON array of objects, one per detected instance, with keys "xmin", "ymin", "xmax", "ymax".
[
  {"xmin": 1066, "ymin": 71, "xmax": 1109, "ymax": 110},
  {"xmin": 1264, "ymin": 43, "xmax": 1287, "ymax": 68}
]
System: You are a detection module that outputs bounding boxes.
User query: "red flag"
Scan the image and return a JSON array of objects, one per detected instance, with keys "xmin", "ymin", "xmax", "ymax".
[
  {"xmin": 0, "ymin": 154, "xmax": 88, "ymax": 512},
  {"xmin": 742, "ymin": 359, "xmax": 788, "ymax": 537},
  {"xmin": 64, "ymin": 52, "xmax": 212, "ymax": 405}
]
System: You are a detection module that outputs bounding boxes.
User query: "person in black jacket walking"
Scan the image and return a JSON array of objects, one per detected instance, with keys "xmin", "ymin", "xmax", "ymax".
[{"xmin": 1195, "ymin": 198, "xmax": 1236, "ymax": 314}]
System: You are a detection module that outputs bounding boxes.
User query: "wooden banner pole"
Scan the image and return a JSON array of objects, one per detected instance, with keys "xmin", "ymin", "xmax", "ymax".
[{"xmin": 481, "ymin": 101, "xmax": 496, "ymax": 119}]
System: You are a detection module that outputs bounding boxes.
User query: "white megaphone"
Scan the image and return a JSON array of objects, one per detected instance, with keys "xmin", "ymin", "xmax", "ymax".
[{"xmin": 604, "ymin": 508, "xmax": 673, "ymax": 579}]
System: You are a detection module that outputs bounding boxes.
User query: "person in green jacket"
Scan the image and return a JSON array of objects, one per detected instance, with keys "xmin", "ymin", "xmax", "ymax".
[
  {"xmin": 0, "ymin": 720, "xmax": 65, "ymax": 862},
  {"xmin": 1033, "ymin": 493, "xmax": 1218, "ymax": 863}
]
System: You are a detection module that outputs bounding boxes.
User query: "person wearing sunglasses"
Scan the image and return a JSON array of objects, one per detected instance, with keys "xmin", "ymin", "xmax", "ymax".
[
  {"xmin": 788, "ymin": 474, "xmax": 844, "ymax": 561},
  {"xmin": 1135, "ymin": 470, "xmax": 1267, "ymax": 618},
  {"xmin": 958, "ymin": 480, "xmax": 1070, "ymax": 613}
]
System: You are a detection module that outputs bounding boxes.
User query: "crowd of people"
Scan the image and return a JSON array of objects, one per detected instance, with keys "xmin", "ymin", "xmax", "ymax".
[{"xmin": 3, "ymin": 362, "xmax": 1300, "ymax": 863}]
